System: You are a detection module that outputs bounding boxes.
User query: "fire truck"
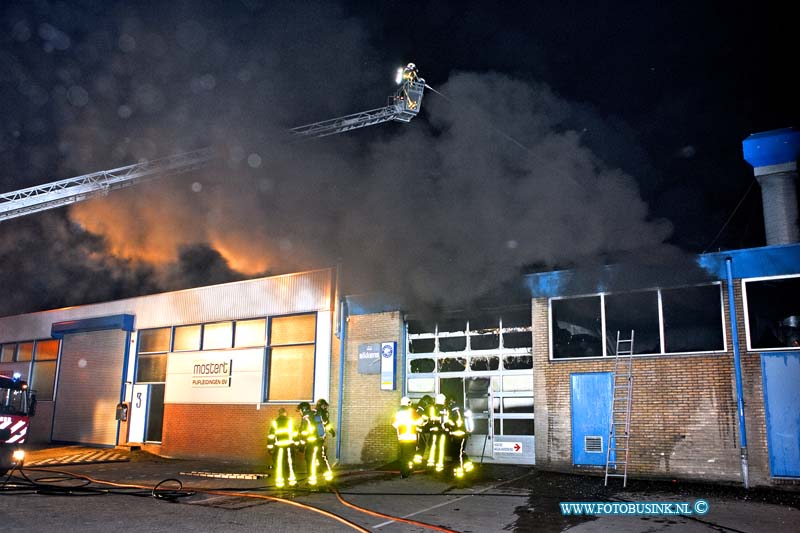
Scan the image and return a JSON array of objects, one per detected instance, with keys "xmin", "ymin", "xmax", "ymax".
[{"xmin": 0, "ymin": 373, "xmax": 35, "ymax": 475}]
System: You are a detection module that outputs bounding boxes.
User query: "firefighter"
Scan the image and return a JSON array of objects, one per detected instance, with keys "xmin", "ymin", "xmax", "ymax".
[
  {"xmin": 392, "ymin": 396, "xmax": 420, "ymax": 478},
  {"xmin": 427, "ymin": 393, "xmax": 454, "ymax": 472},
  {"xmin": 267, "ymin": 407, "xmax": 297, "ymax": 488},
  {"xmin": 449, "ymin": 399, "xmax": 475, "ymax": 478},
  {"xmin": 402, "ymin": 62, "xmax": 418, "ymax": 83},
  {"xmin": 298, "ymin": 401, "xmax": 333, "ymax": 486},
  {"xmin": 315, "ymin": 398, "xmax": 335, "ymax": 437},
  {"xmin": 414, "ymin": 395, "xmax": 433, "ymax": 465}
]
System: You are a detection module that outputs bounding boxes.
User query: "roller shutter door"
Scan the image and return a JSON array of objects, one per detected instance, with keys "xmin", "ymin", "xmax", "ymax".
[{"xmin": 51, "ymin": 330, "xmax": 127, "ymax": 445}]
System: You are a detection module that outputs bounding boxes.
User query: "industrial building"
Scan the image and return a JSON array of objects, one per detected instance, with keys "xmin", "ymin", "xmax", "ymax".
[{"xmin": 0, "ymin": 128, "xmax": 797, "ymax": 486}]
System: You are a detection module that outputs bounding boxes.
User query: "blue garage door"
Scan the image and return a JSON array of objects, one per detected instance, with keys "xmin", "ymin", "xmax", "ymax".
[
  {"xmin": 571, "ymin": 372, "xmax": 613, "ymax": 466},
  {"xmin": 762, "ymin": 352, "xmax": 800, "ymax": 477}
]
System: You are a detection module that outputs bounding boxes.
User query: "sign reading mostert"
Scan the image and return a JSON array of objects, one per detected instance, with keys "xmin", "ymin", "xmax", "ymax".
[{"xmin": 192, "ymin": 359, "xmax": 233, "ymax": 387}]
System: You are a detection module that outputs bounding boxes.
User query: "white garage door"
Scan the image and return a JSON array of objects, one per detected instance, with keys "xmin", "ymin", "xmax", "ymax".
[{"xmin": 51, "ymin": 330, "xmax": 127, "ymax": 445}]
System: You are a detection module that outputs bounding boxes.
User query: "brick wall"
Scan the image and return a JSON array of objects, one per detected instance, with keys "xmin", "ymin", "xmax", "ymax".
[
  {"xmin": 340, "ymin": 311, "xmax": 403, "ymax": 465},
  {"xmin": 532, "ymin": 278, "xmax": 774, "ymax": 485},
  {"xmin": 160, "ymin": 403, "xmax": 290, "ymax": 467}
]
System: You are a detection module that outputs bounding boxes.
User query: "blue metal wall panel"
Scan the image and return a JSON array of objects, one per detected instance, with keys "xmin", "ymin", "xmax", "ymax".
[
  {"xmin": 571, "ymin": 372, "xmax": 613, "ymax": 466},
  {"xmin": 762, "ymin": 352, "xmax": 800, "ymax": 477}
]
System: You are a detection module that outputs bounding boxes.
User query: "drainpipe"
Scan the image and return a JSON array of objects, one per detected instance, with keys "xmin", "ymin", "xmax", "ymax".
[
  {"xmin": 725, "ymin": 257, "xmax": 749, "ymax": 488},
  {"xmin": 401, "ymin": 317, "xmax": 408, "ymax": 396},
  {"xmin": 335, "ymin": 297, "xmax": 348, "ymax": 460}
]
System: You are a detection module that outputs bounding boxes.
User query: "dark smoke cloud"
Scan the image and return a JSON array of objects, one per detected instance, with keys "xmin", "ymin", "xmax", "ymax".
[{"xmin": 1, "ymin": 0, "xmax": 680, "ymax": 316}]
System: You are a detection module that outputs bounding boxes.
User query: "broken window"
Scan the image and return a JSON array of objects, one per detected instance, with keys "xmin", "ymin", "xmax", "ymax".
[
  {"xmin": 469, "ymin": 356, "xmax": 499, "ymax": 371},
  {"xmin": 503, "ymin": 354, "xmax": 532, "ymax": 370},
  {"xmin": 438, "ymin": 357, "xmax": 467, "ymax": 372},
  {"xmin": 604, "ymin": 290, "xmax": 660, "ymax": 354},
  {"xmin": 470, "ymin": 332, "xmax": 499, "ymax": 350},
  {"xmin": 662, "ymin": 284, "xmax": 724, "ymax": 353},
  {"xmin": 503, "ymin": 331, "xmax": 532, "ymax": 348},
  {"xmin": 551, "ymin": 296, "xmax": 602, "ymax": 358},
  {"xmin": 440, "ymin": 336, "xmax": 466, "ymax": 352},
  {"xmin": 409, "ymin": 338, "xmax": 435, "ymax": 353},
  {"xmin": 410, "ymin": 358, "xmax": 435, "ymax": 373},
  {"xmin": 745, "ymin": 275, "xmax": 800, "ymax": 350}
]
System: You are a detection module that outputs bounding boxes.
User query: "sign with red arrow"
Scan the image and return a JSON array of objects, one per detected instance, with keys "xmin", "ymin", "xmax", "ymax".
[{"xmin": 493, "ymin": 441, "xmax": 523, "ymax": 454}]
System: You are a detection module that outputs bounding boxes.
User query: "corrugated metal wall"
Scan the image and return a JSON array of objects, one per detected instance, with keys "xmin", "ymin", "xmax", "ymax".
[
  {"xmin": 51, "ymin": 330, "xmax": 127, "ymax": 446},
  {"xmin": 0, "ymin": 269, "xmax": 334, "ymax": 341}
]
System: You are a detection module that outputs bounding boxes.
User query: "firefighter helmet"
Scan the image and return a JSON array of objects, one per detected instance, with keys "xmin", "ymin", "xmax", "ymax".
[
  {"xmin": 297, "ymin": 402, "xmax": 312, "ymax": 414},
  {"xmin": 435, "ymin": 393, "xmax": 446, "ymax": 405},
  {"xmin": 278, "ymin": 407, "xmax": 287, "ymax": 416},
  {"xmin": 400, "ymin": 396, "xmax": 411, "ymax": 406},
  {"xmin": 406, "ymin": 62, "xmax": 415, "ymax": 70},
  {"xmin": 315, "ymin": 399, "xmax": 329, "ymax": 410}
]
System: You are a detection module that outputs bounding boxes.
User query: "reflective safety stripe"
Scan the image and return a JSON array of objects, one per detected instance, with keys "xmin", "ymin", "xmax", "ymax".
[{"xmin": 393, "ymin": 407, "xmax": 418, "ymax": 441}]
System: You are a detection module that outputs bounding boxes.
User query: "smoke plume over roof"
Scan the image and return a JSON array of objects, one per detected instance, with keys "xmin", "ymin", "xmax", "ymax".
[{"xmin": 1, "ymin": 1, "xmax": 683, "ymax": 315}]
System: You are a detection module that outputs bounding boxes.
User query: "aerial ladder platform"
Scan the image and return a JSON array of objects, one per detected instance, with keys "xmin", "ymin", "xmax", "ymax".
[{"xmin": 0, "ymin": 64, "xmax": 425, "ymax": 222}]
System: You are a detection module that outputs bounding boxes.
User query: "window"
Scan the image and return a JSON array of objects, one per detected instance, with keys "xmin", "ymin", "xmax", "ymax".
[
  {"xmin": 662, "ymin": 284, "xmax": 724, "ymax": 353},
  {"xmin": 137, "ymin": 328, "xmax": 170, "ymax": 383},
  {"xmin": 438, "ymin": 357, "xmax": 466, "ymax": 372},
  {"xmin": 551, "ymin": 284, "xmax": 724, "ymax": 358},
  {"xmin": 203, "ymin": 321, "xmax": 233, "ymax": 350},
  {"xmin": 234, "ymin": 318, "xmax": 266, "ymax": 348},
  {"xmin": 469, "ymin": 356, "xmax": 499, "ymax": 371},
  {"xmin": 745, "ymin": 276, "xmax": 800, "ymax": 350},
  {"xmin": 409, "ymin": 338, "xmax": 435, "ymax": 353},
  {"xmin": 136, "ymin": 354, "xmax": 168, "ymax": 383},
  {"xmin": 410, "ymin": 358, "xmax": 435, "ymax": 373},
  {"xmin": 552, "ymin": 296, "xmax": 602, "ymax": 358},
  {"xmin": 31, "ymin": 339, "xmax": 59, "ymax": 401},
  {"xmin": 266, "ymin": 314, "xmax": 316, "ymax": 401},
  {"xmin": 271, "ymin": 314, "xmax": 315, "ymax": 345},
  {"xmin": 16, "ymin": 342, "xmax": 33, "ymax": 362},
  {"xmin": 173, "ymin": 325, "xmax": 201, "ymax": 351},
  {"xmin": 138, "ymin": 328, "xmax": 171, "ymax": 353},
  {"xmin": 604, "ymin": 291, "xmax": 660, "ymax": 354},
  {"xmin": 440, "ymin": 336, "xmax": 466, "ymax": 352},
  {"xmin": 471, "ymin": 333, "xmax": 499, "ymax": 350},
  {"xmin": 503, "ymin": 355, "xmax": 532, "ymax": 370},
  {"xmin": 1, "ymin": 344, "xmax": 15, "ymax": 363}
]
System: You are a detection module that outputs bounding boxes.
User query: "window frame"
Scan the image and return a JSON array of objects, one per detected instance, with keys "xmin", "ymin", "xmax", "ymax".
[
  {"xmin": 135, "ymin": 327, "xmax": 172, "ymax": 384},
  {"xmin": 548, "ymin": 281, "xmax": 727, "ymax": 361},
  {"xmin": 742, "ymin": 273, "xmax": 800, "ymax": 352},
  {"xmin": 264, "ymin": 312, "xmax": 317, "ymax": 402}
]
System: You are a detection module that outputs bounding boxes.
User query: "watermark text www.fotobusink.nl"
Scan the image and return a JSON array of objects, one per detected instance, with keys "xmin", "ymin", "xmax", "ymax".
[{"xmin": 560, "ymin": 500, "xmax": 709, "ymax": 516}]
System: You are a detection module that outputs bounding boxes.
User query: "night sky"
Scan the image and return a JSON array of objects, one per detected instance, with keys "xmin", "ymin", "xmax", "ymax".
[{"xmin": 0, "ymin": 1, "xmax": 797, "ymax": 316}]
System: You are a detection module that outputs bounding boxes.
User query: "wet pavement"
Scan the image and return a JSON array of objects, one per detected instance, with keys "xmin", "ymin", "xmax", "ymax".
[{"xmin": 2, "ymin": 445, "xmax": 799, "ymax": 532}]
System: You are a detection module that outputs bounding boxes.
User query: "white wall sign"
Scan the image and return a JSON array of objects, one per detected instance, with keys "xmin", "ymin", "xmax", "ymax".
[
  {"xmin": 493, "ymin": 441, "xmax": 523, "ymax": 454},
  {"xmin": 165, "ymin": 348, "xmax": 264, "ymax": 404}
]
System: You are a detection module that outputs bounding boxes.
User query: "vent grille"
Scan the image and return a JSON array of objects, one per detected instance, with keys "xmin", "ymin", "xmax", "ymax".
[{"xmin": 585, "ymin": 435, "xmax": 603, "ymax": 453}]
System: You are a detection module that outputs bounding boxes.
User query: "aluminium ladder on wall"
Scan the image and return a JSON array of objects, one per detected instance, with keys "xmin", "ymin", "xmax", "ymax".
[{"xmin": 605, "ymin": 329, "xmax": 634, "ymax": 487}]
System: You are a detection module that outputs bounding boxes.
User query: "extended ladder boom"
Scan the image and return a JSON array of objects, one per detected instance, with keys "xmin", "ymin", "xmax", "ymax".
[
  {"xmin": 0, "ymin": 148, "xmax": 213, "ymax": 222},
  {"xmin": 0, "ymin": 65, "xmax": 424, "ymax": 221},
  {"xmin": 289, "ymin": 79, "xmax": 425, "ymax": 141}
]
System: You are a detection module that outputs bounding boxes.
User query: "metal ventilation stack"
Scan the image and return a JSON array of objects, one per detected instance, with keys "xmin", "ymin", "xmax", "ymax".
[{"xmin": 742, "ymin": 127, "xmax": 800, "ymax": 245}]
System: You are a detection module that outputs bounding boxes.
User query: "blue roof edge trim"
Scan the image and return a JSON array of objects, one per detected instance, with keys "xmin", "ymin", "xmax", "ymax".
[
  {"xmin": 52, "ymin": 314, "xmax": 135, "ymax": 338},
  {"xmin": 524, "ymin": 243, "xmax": 800, "ymax": 298},
  {"xmin": 345, "ymin": 293, "xmax": 404, "ymax": 315}
]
